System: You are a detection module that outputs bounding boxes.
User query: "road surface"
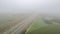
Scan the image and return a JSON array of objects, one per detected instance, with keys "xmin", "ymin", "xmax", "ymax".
[{"xmin": 3, "ymin": 14, "xmax": 38, "ymax": 34}]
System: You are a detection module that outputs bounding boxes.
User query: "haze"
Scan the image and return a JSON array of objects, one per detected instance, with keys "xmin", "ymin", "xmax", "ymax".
[{"xmin": 0, "ymin": 0, "xmax": 60, "ymax": 14}]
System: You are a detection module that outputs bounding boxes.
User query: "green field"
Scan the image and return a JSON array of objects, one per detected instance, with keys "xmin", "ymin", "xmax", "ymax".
[{"xmin": 26, "ymin": 16, "xmax": 60, "ymax": 34}]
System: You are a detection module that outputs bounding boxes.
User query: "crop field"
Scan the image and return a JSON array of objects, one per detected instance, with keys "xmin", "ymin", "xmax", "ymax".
[
  {"xmin": 0, "ymin": 14, "xmax": 60, "ymax": 34},
  {"xmin": 0, "ymin": 14, "xmax": 30, "ymax": 34},
  {"xmin": 25, "ymin": 15, "xmax": 60, "ymax": 34}
]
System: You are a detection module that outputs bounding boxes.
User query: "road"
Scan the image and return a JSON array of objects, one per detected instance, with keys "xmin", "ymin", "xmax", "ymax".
[
  {"xmin": 3, "ymin": 14, "xmax": 38, "ymax": 34},
  {"xmin": 0, "ymin": 15, "xmax": 27, "ymax": 34}
]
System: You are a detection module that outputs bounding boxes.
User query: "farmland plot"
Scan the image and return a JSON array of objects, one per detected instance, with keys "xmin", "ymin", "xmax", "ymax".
[
  {"xmin": 0, "ymin": 14, "xmax": 29, "ymax": 34},
  {"xmin": 26, "ymin": 16, "xmax": 60, "ymax": 34}
]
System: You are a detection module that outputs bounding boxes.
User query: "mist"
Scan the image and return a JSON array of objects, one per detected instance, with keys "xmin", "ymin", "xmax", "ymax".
[
  {"xmin": 0, "ymin": 0, "xmax": 60, "ymax": 14},
  {"xmin": 0, "ymin": 0, "xmax": 60, "ymax": 34}
]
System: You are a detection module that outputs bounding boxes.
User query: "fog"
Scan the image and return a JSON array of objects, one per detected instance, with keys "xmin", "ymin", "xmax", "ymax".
[
  {"xmin": 0, "ymin": 0, "xmax": 60, "ymax": 34},
  {"xmin": 0, "ymin": 0, "xmax": 60, "ymax": 14}
]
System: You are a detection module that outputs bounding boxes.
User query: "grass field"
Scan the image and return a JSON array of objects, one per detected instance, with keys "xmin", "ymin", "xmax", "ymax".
[{"xmin": 26, "ymin": 16, "xmax": 60, "ymax": 34}]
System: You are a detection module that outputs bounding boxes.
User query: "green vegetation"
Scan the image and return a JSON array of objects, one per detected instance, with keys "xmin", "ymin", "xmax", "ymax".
[
  {"xmin": 26, "ymin": 16, "xmax": 60, "ymax": 34},
  {"xmin": 0, "ymin": 14, "xmax": 60, "ymax": 34},
  {"xmin": 26, "ymin": 16, "xmax": 47, "ymax": 34}
]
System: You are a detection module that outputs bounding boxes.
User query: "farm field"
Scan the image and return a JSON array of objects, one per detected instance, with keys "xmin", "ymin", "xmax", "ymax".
[
  {"xmin": 0, "ymin": 14, "xmax": 60, "ymax": 34},
  {"xmin": 0, "ymin": 14, "xmax": 31, "ymax": 34},
  {"xmin": 25, "ymin": 15, "xmax": 60, "ymax": 34}
]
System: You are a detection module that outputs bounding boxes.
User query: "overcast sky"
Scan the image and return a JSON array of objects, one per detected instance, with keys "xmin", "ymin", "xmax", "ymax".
[{"xmin": 0, "ymin": 0, "xmax": 60, "ymax": 14}]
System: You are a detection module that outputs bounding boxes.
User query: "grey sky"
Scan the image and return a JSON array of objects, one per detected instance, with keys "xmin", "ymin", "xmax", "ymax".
[{"xmin": 0, "ymin": 0, "xmax": 60, "ymax": 13}]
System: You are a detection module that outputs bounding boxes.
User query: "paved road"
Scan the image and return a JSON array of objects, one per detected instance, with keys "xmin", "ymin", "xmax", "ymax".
[
  {"xmin": 3, "ymin": 14, "xmax": 38, "ymax": 34},
  {"xmin": 0, "ymin": 16, "xmax": 27, "ymax": 34}
]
